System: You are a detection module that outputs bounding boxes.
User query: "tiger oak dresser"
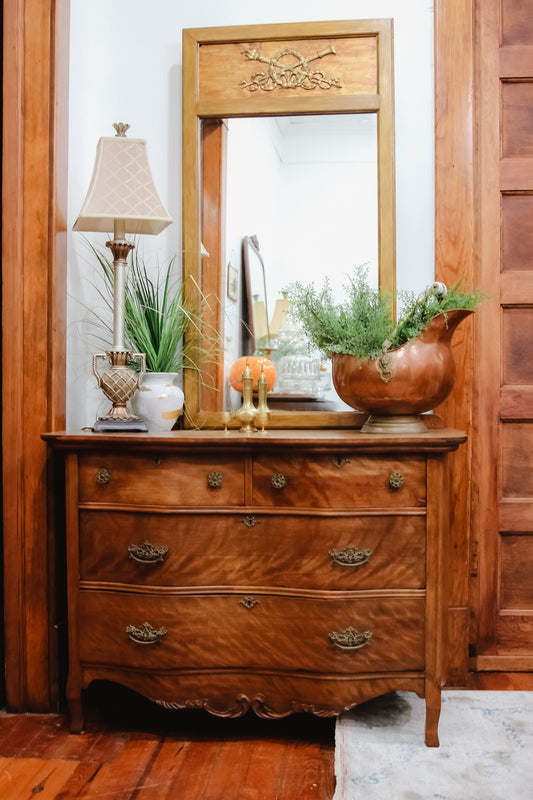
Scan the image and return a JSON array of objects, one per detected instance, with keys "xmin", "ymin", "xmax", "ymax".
[{"xmin": 43, "ymin": 427, "xmax": 466, "ymax": 746}]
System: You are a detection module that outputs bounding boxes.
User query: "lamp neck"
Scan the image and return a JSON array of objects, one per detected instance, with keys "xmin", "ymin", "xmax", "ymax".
[{"xmin": 106, "ymin": 237, "xmax": 134, "ymax": 352}]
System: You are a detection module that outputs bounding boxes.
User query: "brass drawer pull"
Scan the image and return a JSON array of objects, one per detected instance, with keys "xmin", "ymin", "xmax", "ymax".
[
  {"xmin": 271, "ymin": 473, "xmax": 287, "ymax": 489},
  {"xmin": 126, "ymin": 622, "xmax": 167, "ymax": 644},
  {"xmin": 329, "ymin": 626, "xmax": 372, "ymax": 651},
  {"xmin": 239, "ymin": 596, "xmax": 260, "ymax": 609},
  {"xmin": 389, "ymin": 471, "xmax": 404, "ymax": 489},
  {"xmin": 329, "ymin": 545, "xmax": 373, "ymax": 567},
  {"xmin": 207, "ymin": 471, "xmax": 223, "ymax": 489},
  {"xmin": 96, "ymin": 468, "xmax": 111, "ymax": 485},
  {"xmin": 128, "ymin": 542, "xmax": 169, "ymax": 564}
]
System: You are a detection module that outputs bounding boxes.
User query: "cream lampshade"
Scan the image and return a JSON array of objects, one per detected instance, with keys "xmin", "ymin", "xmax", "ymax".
[{"xmin": 74, "ymin": 122, "xmax": 172, "ymax": 430}]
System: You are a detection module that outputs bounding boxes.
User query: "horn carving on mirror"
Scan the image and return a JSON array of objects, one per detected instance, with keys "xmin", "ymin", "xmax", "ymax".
[{"xmin": 182, "ymin": 20, "xmax": 395, "ymax": 429}]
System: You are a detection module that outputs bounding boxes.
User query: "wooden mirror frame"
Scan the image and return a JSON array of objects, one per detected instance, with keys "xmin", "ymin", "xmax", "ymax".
[{"xmin": 182, "ymin": 20, "xmax": 395, "ymax": 429}]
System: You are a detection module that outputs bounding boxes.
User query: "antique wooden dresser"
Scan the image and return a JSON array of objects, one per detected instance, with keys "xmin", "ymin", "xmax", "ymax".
[{"xmin": 44, "ymin": 427, "xmax": 465, "ymax": 746}]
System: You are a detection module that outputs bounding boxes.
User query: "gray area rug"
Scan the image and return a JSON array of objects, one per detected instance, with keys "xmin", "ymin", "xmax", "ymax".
[{"xmin": 334, "ymin": 690, "xmax": 533, "ymax": 799}]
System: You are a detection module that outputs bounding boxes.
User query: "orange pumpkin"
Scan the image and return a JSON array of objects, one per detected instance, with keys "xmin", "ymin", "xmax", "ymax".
[{"xmin": 229, "ymin": 356, "xmax": 276, "ymax": 393}]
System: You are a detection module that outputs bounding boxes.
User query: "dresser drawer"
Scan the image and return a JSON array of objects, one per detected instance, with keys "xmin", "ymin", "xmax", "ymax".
[
  {"xmin": 78, "ymin": 452, "xmax": 245, "ymax": 506},
  {"xmin": 79, "ymin": 510, "xmax": 426, "ymax": 590},
  {"xmin": 77, "ymin": 590, "xmax": 425, "ymax": 674},
  {"xmin": 251, "ymin": 454, "xmax": 426, "ymax": 508}
]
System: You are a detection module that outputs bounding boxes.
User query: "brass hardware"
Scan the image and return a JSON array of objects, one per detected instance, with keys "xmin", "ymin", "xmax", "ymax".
[
  {"xmin": 329, "ymin": 545, "xmax": 373, "ymax": 567},
  {"xmin": 128, "ymin": 541, "xmax": 169, "ymax": 564},
  {"xmin": 126, "ymin": 621, "xmax": 167, "ymax": 644},
  {"xmin": 234, "ymin": 360, "xmax": 257, "ymax": 432},
  {"xmin": 242, "ymin": 45, "xmax": 342, "ymax": 92},
  {"xmin": 239, "ymin": 596, "xmax": 259, "ymax": 609},
  {"xmin": 389, "ymin": 471, "xmax": 404, "ymax": 489},
  {"xmin": 96, "ymin": 468, "xmax": 111, "ymax": 485},
  {"xmin": 331, "ymin": 456, "xmax": 351, "ymax": 469},
  {"xmin": 271, "ymin": 473, "xmax": 287, "ymax": 489},
  {"xmin": 255, "ymin": 367, "xmax": 270, "ymax": 432},
  {"xmin": 207, "ymin": 471, "xmax": 223, "ymax": 489},
  {"xmin": 242, "ymin": 515, "xmax": 259, "ymax": 529},
  {"xmin": 377, "ymin": 349, "xmax": 394, "ymax": 382},
  {"xmin": 329, "ymin": 627, "xmax": 372, "ymax": 651}
]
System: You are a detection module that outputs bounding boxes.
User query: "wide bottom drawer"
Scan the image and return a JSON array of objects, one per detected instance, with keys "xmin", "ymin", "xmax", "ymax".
[{"xmin": 77, "ymin": 590, "xmax": 425, "ymax": 675}]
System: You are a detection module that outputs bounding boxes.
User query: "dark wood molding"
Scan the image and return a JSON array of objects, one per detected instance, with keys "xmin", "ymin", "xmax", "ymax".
[
  {"xmin": 2, "ymin": 0, "xmax": 69, "ymax": 710},
  {"xmin": 434, "ymin": 0, "xmax": 476, "ymax": 686}
]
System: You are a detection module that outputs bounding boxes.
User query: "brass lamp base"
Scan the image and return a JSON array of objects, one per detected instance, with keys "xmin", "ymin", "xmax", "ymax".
[{"xmin": 93, "ymin": 350, "xmax": 148, "ymax": 432}]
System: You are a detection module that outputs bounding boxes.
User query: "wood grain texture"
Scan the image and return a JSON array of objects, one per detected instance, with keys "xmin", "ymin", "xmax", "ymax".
[
  {"xmin": 78, "ymin": 510, "xmax": 427, "ymax": 590},
  {"xmin": 2, "ymin": 0, "xmax": 68, "ymax": 712},
  {"xmin": 1, "ymin": 683, "xmax": 336, "ymax": 800}
]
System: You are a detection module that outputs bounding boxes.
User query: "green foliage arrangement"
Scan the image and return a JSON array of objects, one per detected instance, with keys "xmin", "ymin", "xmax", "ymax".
[
  {"xmin": 286, "ymin": 267, "xmax": 485, "ymax": 361},
  {"xmin": 87, "ymin": 244, "xmax": 212, "ymax": 374}
]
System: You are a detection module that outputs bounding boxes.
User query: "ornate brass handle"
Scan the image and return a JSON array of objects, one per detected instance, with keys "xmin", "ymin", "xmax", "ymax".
[
  {"xmin": 389, "ymin": 471, "xmax": 404, "ymax": 489},
  {"xmin": 96, "ymin": 468, "xmax": 111, "ymax": 485},
  {"xmin": 329, "ymin": 545, "xmax": 373, "ymax": 567},
  {"xmin": 271, "ymin": 473, "xmax": 287, "ymax": 489},
  {"xmin": 126, "ymin": 621, "xmax": 167, "ymax": 644},
  {"xmin": 128, "ymin": 542, "xmax": 169, "ymax": 564},
  {"xmin": 329, "ymin": 626, "xmax": 372, "ymax": 651},
  {"xmin": 207, "ymin": 471, "xmax": 223, "ymax": 489}
]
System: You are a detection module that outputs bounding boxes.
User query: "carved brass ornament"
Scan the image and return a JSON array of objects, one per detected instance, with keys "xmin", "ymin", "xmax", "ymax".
[
  {"xmin": 271, "ymin": 473, "xmax": 287, "ymax": 489},
  {"xmin": 207, "ymin": 471, "xmax": 223, "ymax": 489},
  {"xmin": 95, "ymin": 467, "xmax": 111, "ymax": 485},
  {"xmin": 126, "ymin": 621, "xmax": 167, "ymax": 644},
  {"xmin": 239, "ymin": 596, "xmax": 260, "ymax": 609},
  {"xmin": 377, "ymin": 348, "xmax": 394, "ymax": 382},
  {"xmin": 241, "ymin": 45, "xmax": 342, "ymax": 92},
  {"xmin": 329, "ymin": 626, "xmax": 372, "ymax": 651},
  {"xmin": 128, "ymin": 541, "xmax": 169, "ymax": 565},
  {"xmin": 389, "ymin": 471, "xmax": 404, "ymax": 490},
  {"xmin": 329, "ymin": 545, "xmax": 373, "ymax": 567}
]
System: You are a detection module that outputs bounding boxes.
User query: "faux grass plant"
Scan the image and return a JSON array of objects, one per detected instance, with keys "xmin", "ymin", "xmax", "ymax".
[
  {"xmin": 286, "ymin": 267, "xmax": 485, "ymax": 361},
  {"xmin": 87, "ymin": 244, "xmax": 212, "ymax": 374}
]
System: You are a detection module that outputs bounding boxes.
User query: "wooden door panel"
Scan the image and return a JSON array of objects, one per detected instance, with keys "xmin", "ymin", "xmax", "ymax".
[
  {"xmin": 502, "ymin": 309, "xmax": 533, "ymax": 384},
  {"xmin": 500, "ymin": 534, "xmax": 533, "ymax": 607},
  {"xmin": 501, "ymin": 82, "xmax": 533, "ymax": 156},
  {"xmin": 474, "ymin": 0, "xmax": 533, "ymax": 669},
  {"xmin": 501, "ymin": 195, "xmax": 533, "ymax": 270}
]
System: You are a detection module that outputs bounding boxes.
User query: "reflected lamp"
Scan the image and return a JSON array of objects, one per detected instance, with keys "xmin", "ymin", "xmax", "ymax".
[{"xmin": 73, "ymin": 123, "xmax": 172, "ymax": 430}]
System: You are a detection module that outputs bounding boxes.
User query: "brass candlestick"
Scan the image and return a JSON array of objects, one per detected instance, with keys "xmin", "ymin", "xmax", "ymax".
[
  {"xmin": 255, "ymin": 367, "xmax": 270, "ymax": 432},
  {"xmin": 234, "ymin": 360, "xmax": 257, "ymax": 432}
]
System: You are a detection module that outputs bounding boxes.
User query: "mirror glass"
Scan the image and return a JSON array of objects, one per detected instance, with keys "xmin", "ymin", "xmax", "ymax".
[{"xmin": 220, "ymin": 114, "xmax": 378, "ymax": 411}]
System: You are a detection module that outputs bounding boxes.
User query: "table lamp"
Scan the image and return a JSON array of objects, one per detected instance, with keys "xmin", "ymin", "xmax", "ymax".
[{"xmin": 73, "ymin": 123, "xmax": 172, "ymax": 430}]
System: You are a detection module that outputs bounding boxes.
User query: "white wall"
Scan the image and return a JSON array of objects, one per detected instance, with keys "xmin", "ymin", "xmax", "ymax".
[{"xmin": 68, "ymin": 0, "xmax": 434, "ymax": 429}]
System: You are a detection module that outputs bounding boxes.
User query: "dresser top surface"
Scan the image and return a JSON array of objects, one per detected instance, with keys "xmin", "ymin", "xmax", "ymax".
[{"xmin": 42, "ymin": 427, "xmax": 466, "ymax": 454}]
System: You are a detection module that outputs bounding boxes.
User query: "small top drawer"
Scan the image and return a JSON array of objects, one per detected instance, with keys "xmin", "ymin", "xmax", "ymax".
[
  {"xmin": 252, "ymin": 454, "xmax": 426, "ymax": 508},
  {"xmin": 78, "ymin": 452, "xmax": 245, "ymax": 507}
]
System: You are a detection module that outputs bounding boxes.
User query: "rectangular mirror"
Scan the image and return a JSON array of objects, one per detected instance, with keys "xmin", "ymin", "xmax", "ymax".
[{"xmin": 182, "ymin": 20, "xmax": 395, "ymax": 428}]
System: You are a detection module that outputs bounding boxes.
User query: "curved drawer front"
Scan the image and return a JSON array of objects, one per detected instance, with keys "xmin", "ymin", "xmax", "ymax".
[
  {"xmin": 251, "ymin": 455, "xmax": 426, "ymax": 508},
  {"xmin": 78, "ymin": 452, "xmax": 245, "ymax": 507},
  {"xmin": 79, "ymin": 510, "xmax": 426, "ymax": 590},
  {"xmin": 77, "ymin": 591, "xmax": 425, "ymax": 675}
]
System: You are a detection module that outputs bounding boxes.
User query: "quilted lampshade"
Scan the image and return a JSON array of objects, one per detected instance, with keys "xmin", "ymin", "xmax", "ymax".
[{"xmin": 73, "ymin": 126, "xmax": 172, "ymax": 236}]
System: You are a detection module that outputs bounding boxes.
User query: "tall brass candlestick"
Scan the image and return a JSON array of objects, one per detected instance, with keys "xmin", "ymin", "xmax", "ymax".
[
  {"xmin": 235, "ymin": 360, "xmax": 257, "ymax": 432},
  {"xmin": 255, "ymin": 367, "xmax": 270, "ymax": 432}
]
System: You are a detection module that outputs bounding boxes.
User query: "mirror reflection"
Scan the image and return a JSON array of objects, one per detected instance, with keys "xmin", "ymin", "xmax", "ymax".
[{"xmin": 220, "ymin": 114, "xmax": 378, "ymax": 411}]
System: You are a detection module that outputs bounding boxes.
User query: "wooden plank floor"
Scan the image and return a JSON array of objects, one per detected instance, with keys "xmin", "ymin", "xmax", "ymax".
[{"xmin": 0, "ymin": 682, "xmax": 336, "ymax": 800}]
